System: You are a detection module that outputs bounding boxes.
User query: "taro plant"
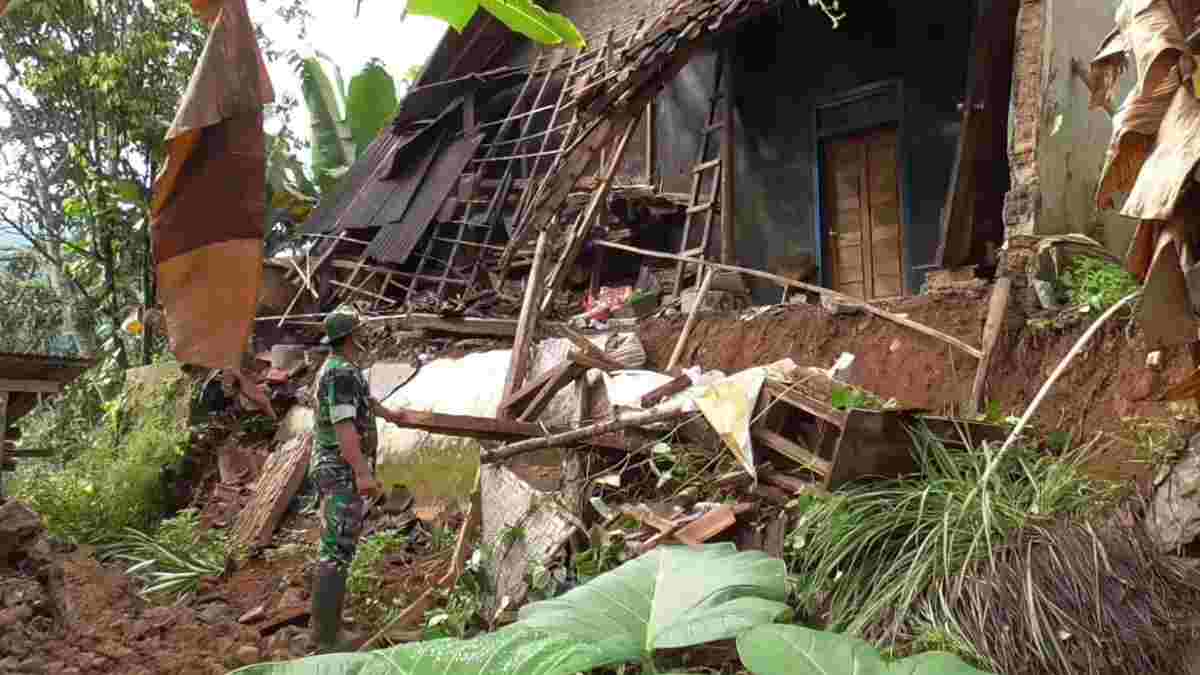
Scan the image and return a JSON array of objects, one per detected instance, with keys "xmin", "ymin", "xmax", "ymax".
[
  {"xmin": 736, "ymin": 624, "xmax": 990, "ymax": 674},
  {"xmin": 228, "ymin": 542, "xmax": 991, "ymax": 674},
  {"xmin": 228, "ymin": 542, "xmax": 990, "ymax": 674}
]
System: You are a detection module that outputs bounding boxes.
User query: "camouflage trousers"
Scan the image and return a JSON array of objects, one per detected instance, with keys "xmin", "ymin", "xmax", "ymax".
[{"xmin": 311, "ymin": 462, "xmax": 365, "ymax": 572}]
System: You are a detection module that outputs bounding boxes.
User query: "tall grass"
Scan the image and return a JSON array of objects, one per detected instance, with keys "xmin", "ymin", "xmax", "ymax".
[{"xmin": 786, "ymin": 425, "xmax": 1118, "ymax": 644}]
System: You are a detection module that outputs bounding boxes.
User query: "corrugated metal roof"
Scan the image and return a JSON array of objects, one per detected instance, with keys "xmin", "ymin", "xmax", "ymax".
[
  {"xmin": 300, "ymin": 133, "xmax": 403, "ymax": 235},
  {"xmin": 0, "ymin": 351, "xmax": 95, "ymax": 431},
  {"xmin": 365, "ymin": 130, "xmax": 485, "ymax": 264}
]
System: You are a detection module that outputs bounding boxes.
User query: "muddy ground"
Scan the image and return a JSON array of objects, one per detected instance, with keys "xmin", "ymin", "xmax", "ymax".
[
  {"xmin": 2, "ymin": 283, "xmax": 1194, "ymax": 674},
  {"xmin": 640, "ymin": 284, "xmax": 1192, "ymax": 483}
]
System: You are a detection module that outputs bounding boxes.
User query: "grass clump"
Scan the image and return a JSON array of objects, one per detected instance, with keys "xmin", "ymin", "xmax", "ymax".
[
  {"xmin": 99, "ymin": 507, "xmax": 227, "ymax": 600},
  {"xmin": 11, "ymin": 370, "xmax": 193, "ymax": 543},
  {"xmin": 786, "ymin": 425, "xmax": 1118, "ymax": 646},
  {"xmin": 1060, "ymin": 256, "xmax": 1139, "ymax": 314}
]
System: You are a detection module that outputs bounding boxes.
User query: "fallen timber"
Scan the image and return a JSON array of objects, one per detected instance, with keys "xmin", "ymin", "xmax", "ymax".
[{"xmin": 592, "ymin": 239, "xmax": 984, "ymax": 360}]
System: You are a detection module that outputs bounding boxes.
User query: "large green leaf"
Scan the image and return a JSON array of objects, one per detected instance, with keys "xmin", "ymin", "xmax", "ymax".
[
  {"xmin": 736, "ymin": 625, "xmax": 994, "ymax": 675},
  {"xmin": 345, "ymin": 61, "xmax": 399, "ymax": 157},
  {"xmin": 298, "ymin": 56, "xmax": 354, "ymax": 189},
  {"xmin": 517, "ymin": 543, "xmax": 790, "ymax": 668},
  {"xmin": 228, "ymin": 628, "xmax": 608, "ymax": 675},
  {"xmin": 406, "ymin": 0, "xmax": 480, "ymax": 32},
  {"xmin": 478, "ymin": 0, "xmax": 585, "ymax": 48}
]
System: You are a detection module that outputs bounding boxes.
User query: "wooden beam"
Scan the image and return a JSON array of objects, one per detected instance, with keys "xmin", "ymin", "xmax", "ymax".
[
  {"xmin": 719, "ymin": 51, "xmax": 737, "ymax": 265},
  {"xmin": 592, "ymin": 240, "xmax": 984, "ymax": 360},
  {"xmin": 380, "ymin": 407, "xmax": 624, "ymax": 450},
  {"xmin": 501, "ymin": 229, "xmax": 550, "ymax": 418},
  {"xmin": 500, "ymin": 360, "xmax": 577, "ymax": 419},
  {"xmin": 640, "ymin": 375, "xmax": 692, "ymax": 408},
  {"xmin": 667, "ymin": 267, "xmax": 715, "ymax": 372},
  {"xmin": 751, "ymin": 427, "xmax": 831, "ymax": 477},
  {"xmin": 0, "ymin": 379, "xmax": 61, "ymax": 394},
  {"xmin": 518, "ymin": 365, "xmax": 582, "ymax": 423},
  {"xmin": 969, "ymin": 278, "xmax": 1012, "ymax": 415},
  {"xmin": 480, "ymin": 406, "xmax": 689, "ymax": 464}
]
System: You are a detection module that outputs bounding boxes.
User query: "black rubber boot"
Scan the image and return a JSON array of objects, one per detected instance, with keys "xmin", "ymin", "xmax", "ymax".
[{"xmin": 311, "ymin": 562, "xmax": 348, "ymax": 654}]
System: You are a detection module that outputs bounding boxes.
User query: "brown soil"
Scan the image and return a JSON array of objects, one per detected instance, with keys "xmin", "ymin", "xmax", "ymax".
[{"xmin": 639, "ymin": 285, "xmax": 1193, "ymax": 484}]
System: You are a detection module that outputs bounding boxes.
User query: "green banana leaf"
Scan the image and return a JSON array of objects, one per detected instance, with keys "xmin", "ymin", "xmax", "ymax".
[
  {"xmin": 227, "ymin": 628, "xmax": 607, "ymax": 675},
  {"xmin": 478, "ymin": 0, "xmax": 585, "ymax": 48},
  {"xmin": 345, "ymin": 61, "xmax": 399, "ymax": 156},
  {"xmin": 406, "ymin": 0, "xmax": 480, "ymax": 32},
  {"xmin": 517, "ymin": 543, "xmax": 791, "ymax": 668},
  {"xmin": 298, "ymin": 56, "xmax": 354, "ymax": 192},
  {"xmin": 736, "ymin": 624, "xmax": 995, "ymax": 675},
  {"xmin": 406, "ymin": 0, "xmax": 584, "ymax": 48}
]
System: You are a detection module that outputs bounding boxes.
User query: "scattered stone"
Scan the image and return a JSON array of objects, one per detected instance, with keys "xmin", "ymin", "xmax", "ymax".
[
  {"xmin": 0, "ymin": 502, "xmax": 44, "ymax": 564},
  {"xmin": 0, "ymin": 604, "xmax": 32, "ymax": 629},
  {"xmin": 1147, "ymin": 350, "xmax": 1165, "ymax": 371},
  {"xmin": 238, "ymin": 605, "xmax": 266, "ymax": 624},
  {"xmin": 820, "ymin": 294, "xmax": 862, "ymax": 316},
  {"xmin": 235, "ymin": 644, "xmax": 260, "ymax": 665},
  {"xmin": 198, "ymin": 601, "xmax": 238, "ymax": 625}
]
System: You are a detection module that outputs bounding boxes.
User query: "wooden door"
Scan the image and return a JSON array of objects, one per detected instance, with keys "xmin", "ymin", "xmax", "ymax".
[{"xmin": 823, "ymin": 127, "xmax": 904, "ymax": 300}]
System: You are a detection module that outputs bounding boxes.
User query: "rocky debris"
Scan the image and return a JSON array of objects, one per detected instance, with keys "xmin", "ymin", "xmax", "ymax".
[
  {"xmin": 1149, "ymin": 432, "xmax": 1200, "ymax": 551},
  {"xmin": 0, "ymin": 501, "xmax": 44, "ymax": 565}
]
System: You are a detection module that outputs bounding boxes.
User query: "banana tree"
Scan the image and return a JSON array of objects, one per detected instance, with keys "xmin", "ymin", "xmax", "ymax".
[
  {"xmin": 297, "ymin": 55, "xmax": 400, "ymax": 193},
  {"xmin": 353, "ymin": 0, "xmax": 586, "ymax": 49}
]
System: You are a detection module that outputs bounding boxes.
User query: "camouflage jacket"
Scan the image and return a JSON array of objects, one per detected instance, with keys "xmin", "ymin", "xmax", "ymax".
[{"xmin": 312, "ymin": 355, "xmax": 377, "ymax": 471}]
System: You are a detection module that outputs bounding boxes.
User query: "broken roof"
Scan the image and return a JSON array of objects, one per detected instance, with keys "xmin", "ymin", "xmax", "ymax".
[
  {"xmin": 297, "ymin": 0, "xmax": 785, "ymax": 273},
  {"xmin": 0, "ymin": 351, "xmax": 95, "ymax": 433}
]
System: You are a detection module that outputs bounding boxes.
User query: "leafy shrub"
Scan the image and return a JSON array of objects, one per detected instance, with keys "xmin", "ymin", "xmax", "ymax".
[
  {"xmin": 1060, "ymin": 256, "xmax": 1139, "ymax": 313},
  {"xmin": 11, "ymin": 370, "xmax": 193, "ymax": 543}
]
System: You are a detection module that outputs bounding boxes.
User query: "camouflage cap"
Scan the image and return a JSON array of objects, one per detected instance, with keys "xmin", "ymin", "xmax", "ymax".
[{"xmin": 321, "ymin": 312, "xmax": 362, "ymax": 345}]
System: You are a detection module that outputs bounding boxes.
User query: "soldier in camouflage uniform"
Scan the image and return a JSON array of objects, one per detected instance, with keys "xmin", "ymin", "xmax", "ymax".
[{"xmin": 309, "ymin": 312, "xmax": 385, "ymax": 653}]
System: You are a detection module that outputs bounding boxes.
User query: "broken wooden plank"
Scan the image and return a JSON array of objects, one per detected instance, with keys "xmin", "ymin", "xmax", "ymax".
[
  {"xmin": 751, "ymin": 427, "xmax": 831, "ymax": 477},
  {"xmin": 502, "ymin": 229, "xmax": 551, "ymax": 418},
  {"xmin": 232, "ymin": 434, "xmax": 312, "ymax": 550},
  {"xmin": 752, "ymin": 484, "xmax": 792, "ymax": 506},
  {"xmin": 257, "ymin": 605, "xmax": 310, "ymax": 637},
  {"xmin": 569, "ymin": 349, "xmax": 623, "ymax": 373},
  {"xmin": 382, "ymin": 408, "xmax": 559, "ymax": 443},
  {"xmin": 761, "ymin": 471, "xmax": 821, "ymax": 496},
  {"xmin": 667, "ymin": 267, "xmax": 715, "ymax": 372},
  {"xmin": 593, "ymin": 239, "xmax": 984, "ymax": 359},
  {"xmin": 764, "ymin": 516, "xmax": 787, "ymax": 559},
  {"xmin": 675, "ymin": 505, "xmax": 737, "ymax": 543},
  {"xmin": 640, "ymin": 375, "xmax": 692, "ymax": 408},
  {"xmin": 500, "ymin": 360, "xmax": 577, "ymax": 419},
  {"xmin": 480, "ymin": 406, "xmax": 689, "ymax": 464},
  {"xmin": 969, "ymin": 277, "xmax": 1011, "ymax": 415},
  {"xmin": 518, "ymin": 364, "xmax": 583, "ymax": 422}
]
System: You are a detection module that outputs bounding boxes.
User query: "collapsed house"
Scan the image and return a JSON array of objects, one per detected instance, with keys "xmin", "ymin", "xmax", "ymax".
[{"xmin": 261, "ymin": 0, "xmax": 1128, "ymax": 329}]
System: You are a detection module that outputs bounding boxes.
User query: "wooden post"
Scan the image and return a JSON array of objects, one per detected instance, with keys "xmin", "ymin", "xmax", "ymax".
[
  {"xmin": 501, "ymin": 230, "xmax": 550, "ymax": 417},
  {"xmin": 969, "ymin": 278, "xmax": 1011, "ymax": 415},
  {"xmin": 0, "ymin": 390, "xmax": 7, "ymax": 500},
  {"xmin": 719, "ymin": 50, "xmax": 737, "ymax": 265},
  {"xmin": 645, "ymin": 100, "xmax": 657, "ymax": 188},
  {"xmin": 667, "ymin": 268, "xmax": 715, "ymax": 372}
]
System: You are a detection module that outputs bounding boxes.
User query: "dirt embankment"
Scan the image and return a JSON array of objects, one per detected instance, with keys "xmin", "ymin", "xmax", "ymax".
[{"xmin": 638, "ymin": 285, "xmax": 1193, "ymax": 483}]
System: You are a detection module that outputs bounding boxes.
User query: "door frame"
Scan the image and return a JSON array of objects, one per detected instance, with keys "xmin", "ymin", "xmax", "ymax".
[{"xmin": 811, "ymin": 79, "xmax": 911, "ymax": 296}]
